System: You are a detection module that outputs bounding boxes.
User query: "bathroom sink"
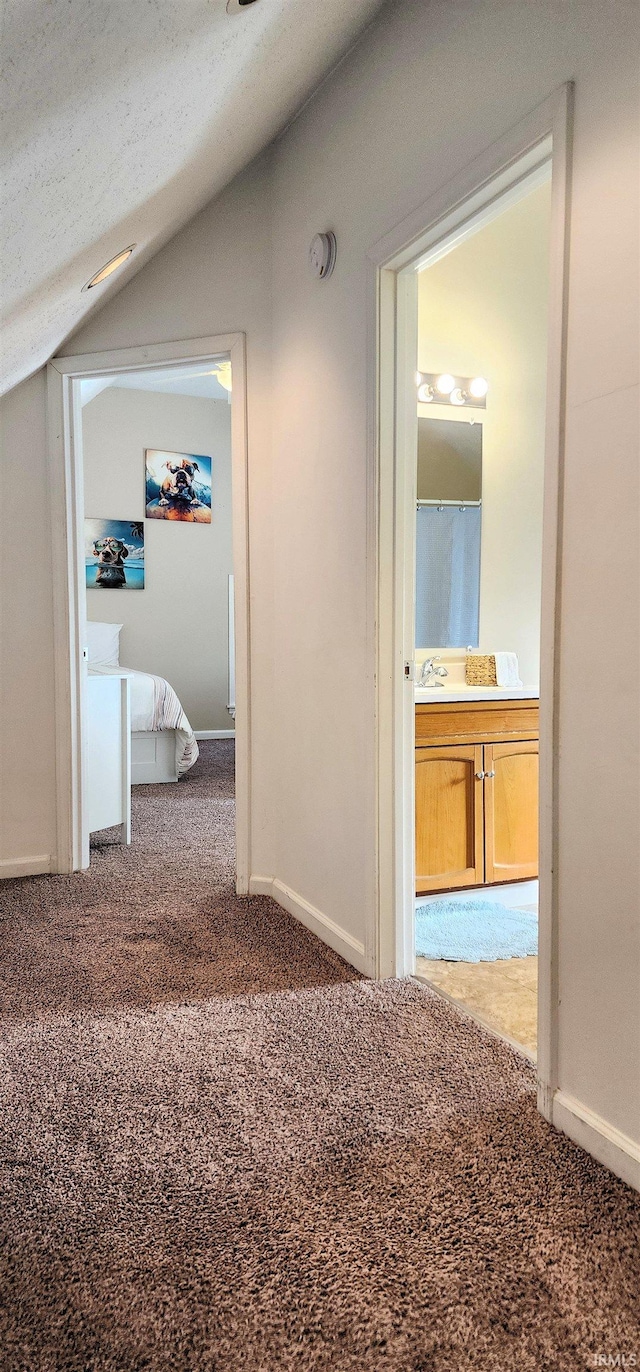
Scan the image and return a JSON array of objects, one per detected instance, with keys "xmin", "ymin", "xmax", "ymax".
[{"xmin": 415, "ymin": 683, "xmax": 539, "ymax": 703}]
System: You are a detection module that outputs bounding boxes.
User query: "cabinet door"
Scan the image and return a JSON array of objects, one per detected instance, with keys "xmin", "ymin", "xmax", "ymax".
[
  {"xmin": 484, "ymin": 741, "xmax": 538, "ymax": 884},
  {"xmin": 415, "ymin": 745, "xmax": 484, "ymax": 894}
]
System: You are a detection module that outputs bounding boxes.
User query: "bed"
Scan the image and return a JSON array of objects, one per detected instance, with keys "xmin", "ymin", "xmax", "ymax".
[{"xmin": 87, "ymin": 623, "xmax": 199, "ymax": 785}]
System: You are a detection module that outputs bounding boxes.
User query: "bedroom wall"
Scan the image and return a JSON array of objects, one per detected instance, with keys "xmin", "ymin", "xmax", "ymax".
[
  {"xmin": 82, "ymin": 386, "xmax": 232, "ymax": 731},
  {"xmin": 0, "ymin": 0, "xmax": 638, "ymax": 1177},
  {"xmin": 416, "ymin": 179, "xmax": 552, "ymax": 686}
]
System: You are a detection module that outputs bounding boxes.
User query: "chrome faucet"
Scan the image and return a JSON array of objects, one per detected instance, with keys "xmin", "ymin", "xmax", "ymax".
[{"xmin": 419, "ymin": 656, "xmax": 449, "ymax": 687}]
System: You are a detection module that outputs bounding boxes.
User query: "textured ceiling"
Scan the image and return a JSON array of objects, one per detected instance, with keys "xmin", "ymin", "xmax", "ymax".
[{"xmin": 1, "ymin": 0, "xmax": 384, "ymax": 396}]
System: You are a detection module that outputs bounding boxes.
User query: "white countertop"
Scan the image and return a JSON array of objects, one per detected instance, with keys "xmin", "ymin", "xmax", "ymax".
[{"xmin": 415, "ymin": 684, "xmax": 539, "ymax": 703}]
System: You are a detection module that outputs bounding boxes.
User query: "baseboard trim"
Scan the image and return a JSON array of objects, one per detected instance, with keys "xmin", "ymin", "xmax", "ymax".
[
  {"xmin": 194, "ymin": 730, "xmax": 236, "ymax": 740},
  {"xmin": 0, "ymin": 855, "xmax": 52, "ymax": 880},
  {"xmin": 249, "ymin": 875, "xmax": 367, "ymax": 974},
  {"xmin": 552, "ymin": 1089, "xmax": 640, "ymax": 1192}
]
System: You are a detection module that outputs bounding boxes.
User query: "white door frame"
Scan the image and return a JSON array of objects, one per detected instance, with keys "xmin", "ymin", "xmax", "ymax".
[
  {"xmin": 368, "ymin": 85, "xmax": 573, "ymax": 1122},
  {"xmin": 47, "ymin": 332, "xmax": 251, "ymax": 893}
]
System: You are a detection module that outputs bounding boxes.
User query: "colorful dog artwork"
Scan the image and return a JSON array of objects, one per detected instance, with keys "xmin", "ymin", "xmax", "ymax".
[
  {"xmin": 85, "ymin": 519, "xmax": 145, "ymax": 590},
  {"xmin": 145, "ymin": 449, "xmax": 212, "ymax": 523}
]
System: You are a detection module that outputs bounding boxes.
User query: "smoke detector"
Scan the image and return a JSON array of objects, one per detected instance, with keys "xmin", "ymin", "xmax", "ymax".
[{"xmin": 309, "ymin": 232, "xmax": 337, "ymax": 280}]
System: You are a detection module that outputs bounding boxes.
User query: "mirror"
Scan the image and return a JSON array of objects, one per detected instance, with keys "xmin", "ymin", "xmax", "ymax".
[{"xmin": 415, "ymin": 417, "xmax": 482, "ymax": 648}]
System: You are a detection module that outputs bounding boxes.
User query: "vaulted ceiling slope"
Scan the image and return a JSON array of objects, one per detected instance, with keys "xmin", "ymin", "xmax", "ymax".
[{"xmin": 1, "ymin": 0, "xmax": 384, "ymax": 396}]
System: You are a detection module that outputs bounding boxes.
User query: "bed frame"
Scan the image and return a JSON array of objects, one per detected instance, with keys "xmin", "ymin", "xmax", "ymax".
[{"xmin": 131, "ymin": 730, "xmax": 178, "ymax": 785}]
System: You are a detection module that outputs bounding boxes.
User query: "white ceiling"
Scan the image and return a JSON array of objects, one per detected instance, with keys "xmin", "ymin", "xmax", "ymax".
[
  {"xmin": 80, "ymin": 363, "xmax": 232, "ymax": 406},
  {"xmin": 1, "ymin": 0, "xmax": 384, "ymax": 396}
]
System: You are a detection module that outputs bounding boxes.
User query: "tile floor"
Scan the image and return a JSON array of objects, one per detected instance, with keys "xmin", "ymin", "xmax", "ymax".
[{"xmin": 414, "ymin": 883, "xmax": 538, "ymax": 1057}]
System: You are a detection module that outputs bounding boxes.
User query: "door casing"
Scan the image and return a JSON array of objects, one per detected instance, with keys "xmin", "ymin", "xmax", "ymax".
[
  {"xmin": 368, "ymin": 85, "xmax": 573, "ymax": 1124},
  {"xmin": 47, "ymin": 332, "xmax": 251, "ymax": 892}
]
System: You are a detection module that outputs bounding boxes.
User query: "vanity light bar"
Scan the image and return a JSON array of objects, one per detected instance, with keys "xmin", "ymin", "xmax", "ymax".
[{"xmin": 416, "ymin": 372, "xmax": 488, "ymax": 409}]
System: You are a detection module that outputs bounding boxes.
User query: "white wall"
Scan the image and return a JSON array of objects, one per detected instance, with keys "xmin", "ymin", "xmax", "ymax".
[
  {"xmin": 64, "ymin": 152, "xmax": 276, "ymax": 864},
  {"xmin": 417, "ymin": 181, "xmax": 551, "ymax": 686},
  {"xmin": 0, "ymin": 371, "xmax": 57, "ymax": 870},
  {"xmin": 264, "ymin": 0, "xmax": 639, "ymax": 1160},
  {"xmin": 83, "ymin": 386, "xmax": 232, "ymax": 730},
  {"xmin": 0, "ymin": 1, "xmax": 638, "ymax": 1171}
]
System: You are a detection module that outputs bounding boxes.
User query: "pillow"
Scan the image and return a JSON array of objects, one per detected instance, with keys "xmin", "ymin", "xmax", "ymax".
[{"xmin": 86, "ymin": 621, "xmax": 122, "ymax": 668}]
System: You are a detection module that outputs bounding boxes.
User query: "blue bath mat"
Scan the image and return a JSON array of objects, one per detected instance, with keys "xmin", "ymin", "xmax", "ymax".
[{"xmin": 415, "ymin": 898, "xmax": 537, "ymax": 961}]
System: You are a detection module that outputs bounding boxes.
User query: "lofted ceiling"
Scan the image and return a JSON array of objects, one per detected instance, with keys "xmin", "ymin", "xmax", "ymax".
[
  {"xmin": 80, "ymin": 362, "xmax": 232, "ymax": 406},
  {"xmin": 1, "ymin": 0, "xmax": 384, "ymax": 397}
]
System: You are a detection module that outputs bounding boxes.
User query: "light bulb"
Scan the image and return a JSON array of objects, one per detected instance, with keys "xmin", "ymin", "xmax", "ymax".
[
  {"xmin": 435, "ymin": 373, "xmax": 455, "ymax": 395},
  {"xmin": 417, "ymin": 383, "xmax": 434, "ymax": 403},
  {"xmin": 469, "ymin": 376, "xmax": 489, "ymax": 399},
  {"xmin": 450, "ymin": 388, "xmax": 465, "ymax": 406}
]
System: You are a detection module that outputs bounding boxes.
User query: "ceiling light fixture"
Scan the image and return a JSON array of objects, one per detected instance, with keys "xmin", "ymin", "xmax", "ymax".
[{"xmin": 82, "ymin": 246, "xmax": 135, "ymax": 292}]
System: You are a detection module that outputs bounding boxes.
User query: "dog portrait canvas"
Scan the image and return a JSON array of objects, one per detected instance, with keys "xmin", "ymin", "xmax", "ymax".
[
  {"xmin": 85, "ymin": 519, "xmax": 145, "ymax": 590},
  {"xmin": 145, "ymin": 449, "xmax": 212, "ymax": 523}
]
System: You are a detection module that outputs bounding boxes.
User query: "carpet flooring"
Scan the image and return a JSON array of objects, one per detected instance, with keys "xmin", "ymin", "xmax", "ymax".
[{"xmin": 0, "ymin": 742, "xmax": 638, "ymax": 1370}]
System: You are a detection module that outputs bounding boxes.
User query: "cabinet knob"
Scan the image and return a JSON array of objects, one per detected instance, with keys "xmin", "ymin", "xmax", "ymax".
[
  {"xmin": 475, "ymin": 771, "xmax": 485, "ymax": 780},
  {"xmin": 486, "ymin": 770, "xmax": 496, "ymax": 778}
]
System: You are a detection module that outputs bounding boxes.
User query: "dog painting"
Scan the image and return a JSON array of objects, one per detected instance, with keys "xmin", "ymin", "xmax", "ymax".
[
  {"xmin": 85, "ymin": 519, "xmax": 145, "ymax": 590},
  {"xmin": 145, "ymin": 449, "xmax": 212, "ymax": 523}
]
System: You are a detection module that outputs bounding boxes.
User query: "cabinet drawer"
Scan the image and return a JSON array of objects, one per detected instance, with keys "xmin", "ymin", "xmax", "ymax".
[{"xmin": 416, "ymin": 699, "xmax": 538, "ymax": 747}]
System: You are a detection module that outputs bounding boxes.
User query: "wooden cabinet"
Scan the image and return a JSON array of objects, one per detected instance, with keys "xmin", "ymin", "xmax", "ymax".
[
  {"xmin": 484, "ymin": 741, "xmax": 538, "ymax": 884},
  {"xmin": 415, "ymin": 745, "xmax": 484, "ymax": 893},
  {"xmin": 415, "ymin": 700, "xmax": 538, "ymax": 895}
]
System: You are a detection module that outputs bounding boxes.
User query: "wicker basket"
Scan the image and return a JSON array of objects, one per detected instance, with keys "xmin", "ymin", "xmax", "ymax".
[{"xmin": 465, "ymin": 654, "xmax": 497, "ymax": 687}]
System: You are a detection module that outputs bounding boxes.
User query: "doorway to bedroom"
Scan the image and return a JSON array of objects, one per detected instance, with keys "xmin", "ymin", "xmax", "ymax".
[
  {"xmin": 47, "ymin": 333, "xmax": 251, "ymax": 893},
  {"xmin": 81, "ymin": 359, "xmax": 235, "ymax": 815}
]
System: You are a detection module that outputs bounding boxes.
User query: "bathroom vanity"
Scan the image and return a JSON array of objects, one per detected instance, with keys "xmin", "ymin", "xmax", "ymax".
[{"xmin": 415, "ymin": 694, "xmax": 539, "ymax": 895}]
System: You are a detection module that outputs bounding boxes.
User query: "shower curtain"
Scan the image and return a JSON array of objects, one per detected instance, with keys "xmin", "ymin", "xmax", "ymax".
[{"xmin": 415, "ymin": 504, "xmax": 481, "ymax": 648}]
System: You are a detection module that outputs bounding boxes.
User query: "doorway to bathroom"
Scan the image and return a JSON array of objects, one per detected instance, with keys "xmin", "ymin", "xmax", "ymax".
[
  {"xmin": 371, "ymin": 88, "xmax": 572, "ymax": 1113},
  {"xmin": 411, "ymin": 171, "xmax": 551, "ymax": 1058}
]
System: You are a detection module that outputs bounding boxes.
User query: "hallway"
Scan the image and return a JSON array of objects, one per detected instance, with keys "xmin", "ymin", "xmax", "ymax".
[{"xmin": 0, "ymin": 746, "xmax": 638, "ymax": 1369}]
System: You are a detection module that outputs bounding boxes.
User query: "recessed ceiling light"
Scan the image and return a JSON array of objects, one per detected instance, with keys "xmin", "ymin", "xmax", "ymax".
[{"xmin": 82, "ymin": 246, "xmax": 135, "ymax": 292}]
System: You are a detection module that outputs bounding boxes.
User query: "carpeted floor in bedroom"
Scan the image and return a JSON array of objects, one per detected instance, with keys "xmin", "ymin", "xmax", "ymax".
[{"xmin": 0, "ymin": 741, "xmax": 638, "ymax": 1371}]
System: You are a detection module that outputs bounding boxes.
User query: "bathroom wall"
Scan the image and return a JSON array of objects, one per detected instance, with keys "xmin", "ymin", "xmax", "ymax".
[
  {"xmin": 82, "ymin": 385, "xmax": 232, "ymax": 731},
  {"xmin": 417, "ymin": 180, "xmax": 552, "ymax": 686}
]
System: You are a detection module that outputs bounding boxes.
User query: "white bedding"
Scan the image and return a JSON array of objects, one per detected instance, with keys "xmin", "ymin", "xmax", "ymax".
[{"xmin": 88, "ymin": 666, "xmax": 199, "ymax": 776}]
